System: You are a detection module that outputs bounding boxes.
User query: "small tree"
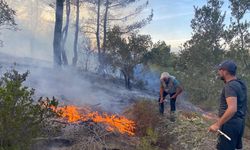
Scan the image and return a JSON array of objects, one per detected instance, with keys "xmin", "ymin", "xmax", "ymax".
[
  {"xmin": 106, "ymin": 26, "xmax": 152, "ymax": 89},
  {"xmin": 0, "ymin": 70, "xmax": 58, "ymax": 149}
]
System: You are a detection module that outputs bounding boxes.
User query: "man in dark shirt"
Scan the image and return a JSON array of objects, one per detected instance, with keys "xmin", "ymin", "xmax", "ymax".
[{"xmin": 208, "ymin": 60, "xmax": 248, "ymax": 150}]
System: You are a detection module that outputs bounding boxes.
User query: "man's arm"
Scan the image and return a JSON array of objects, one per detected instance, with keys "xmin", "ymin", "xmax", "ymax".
[
  {"xmin": 209, "ymin": 97, "xmax": 237, "ymax": 132},
  {"xmin": 160, "ymin": 85, "xmax": 164, "ymax": 103},
  {"xmin": 171, "ymin": 85, "xmax": 183, "ymax": 99},
  {"xmin": 160, "ymin": 86, "xmax": 164, "ymax": 98}
]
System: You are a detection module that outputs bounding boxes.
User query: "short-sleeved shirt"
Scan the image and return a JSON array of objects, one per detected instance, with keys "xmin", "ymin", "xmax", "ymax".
[
  {"xmin": 160, "ymin": 76, "xmax": 180, "ymax": 94},
  {"xmin": 219, "ymin": 79, "xmax": 248, "ymax": 119}
]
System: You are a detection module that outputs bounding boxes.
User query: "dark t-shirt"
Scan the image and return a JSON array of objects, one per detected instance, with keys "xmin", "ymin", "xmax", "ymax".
[{"xmin": 219, "ymin": 79, "xmax": 248, "ymax": 119}]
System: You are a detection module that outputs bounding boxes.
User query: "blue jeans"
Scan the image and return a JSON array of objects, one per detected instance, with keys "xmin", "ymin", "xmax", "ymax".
[{"xmin": 158, "ymin": 91, "xmax": 176, "ymax": 114}]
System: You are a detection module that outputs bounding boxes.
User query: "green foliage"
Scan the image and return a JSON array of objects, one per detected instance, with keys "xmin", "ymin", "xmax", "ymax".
[
  {"xmin": 175, "ymin": 0, "xmax": 225, "ymax": 108},
  {"xmin": 190, "ymin": 0, "xmax": 225, "ymax": 48},
  {"xmin": 137, "ymin": 128, "xmax": 159, "ymax": 150},
  {"xmin": 230, "ymin": 0, "xmax": 250, "ymax": 20},
  {"xmin": 145, "ymin": 41, "xmax": 172, "ymax": 67},
  {"xmin": 226, "ymin": 0, "xmax": 250, "ymax": 128},
  {"xmin": 0, "ymin": 70, "xmax": 58, "ymax": 149},
  {"xmin": 106, "ymin": 26, "xmax": 152, "ymax": 89},
  {"xmin": 174, "ymin": 0, "xmax": 250, "ymax": 128}
]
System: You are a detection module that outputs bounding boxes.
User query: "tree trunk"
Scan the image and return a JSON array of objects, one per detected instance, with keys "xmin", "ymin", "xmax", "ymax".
[
  {"xmin": 122, "ymin": 70, "xmax": 131, "ymax": 89},
  {"xmin": 124, "ymin": 73, "xmax": 128, "ymax": 88},
  {"xmin": 53, "ymin": 0, "xmax": 64, "ymax": 67},
  {"xmin": 96, "ymin": 0, "xmax": 101, "ymax": 64},
  {"xmin": 127, "ymin": 77, "xmax": 131, "ymax": 90},
  {"xmin": 85, "ymin": 53, "xmax": 90, "ymax": 71},
  {"xmin": 72, "ymin": 0, "xmax": 79, "ymax": 66},
  {"xmin": 61, "ymin": 0, "xmax": 70, "ymax": 66},
  {"xmin": 103, "ymin": 0, "xmax": 109, "ymax": 54}
]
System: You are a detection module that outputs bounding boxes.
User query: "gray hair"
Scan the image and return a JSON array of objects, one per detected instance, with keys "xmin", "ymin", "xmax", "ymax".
[{"xmin": 160, "ymin": 72, "xmax": 170, "ymax": 80}]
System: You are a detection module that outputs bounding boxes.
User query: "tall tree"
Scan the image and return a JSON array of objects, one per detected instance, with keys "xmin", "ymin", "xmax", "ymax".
[
  {"xmin": 189, "ymin": 0, "xmax": 225, "ymax": 50},
  {"xmin": 229, "ymin": 0, "xmax": 250, "ymax": 48},
  {"xmin": 96, "ymin": 0, "xmax": 101, "ymax": 64},
  {"xmin": 102, "ymin": 0, "xmax": 109, "ymax": 54},
  {"xmin": 72, "ymin": 0, "xmax": 80, "ymax": 66},
  {"xmin": 103, "ymin": 0, "xmax": 153, "ymax": 50},
  {"xmin": 53, "ymin": 0, "xmax": 64, "ymax": 67},
  {"xmin": 61, "ymin": 0, "xmax": 71, "ymax": 66},
  {"xmin": 176, "ymin": 0, "xmax": 226, "ymax": 106},
  {"xmin": 82, "ymin": 0, "xmax": 153, "ymax": 71},
  {"xmin": 226, "ymin": 0, "xmax": 250, "ymax": 68},
  {"xmin": 227, "ymin": 0, "xmax": 250, "ymax": 128}
]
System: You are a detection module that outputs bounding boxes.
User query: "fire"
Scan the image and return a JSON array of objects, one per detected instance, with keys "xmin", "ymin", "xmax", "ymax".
[{"xmin": 52, "ymin": 105, "xmax": 135, "ymax": 136}]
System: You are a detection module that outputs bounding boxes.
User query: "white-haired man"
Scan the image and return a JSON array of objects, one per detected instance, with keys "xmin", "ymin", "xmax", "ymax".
[{"xmin": 159, "ymin": 72, "xmax": 183, "ymax": 119}]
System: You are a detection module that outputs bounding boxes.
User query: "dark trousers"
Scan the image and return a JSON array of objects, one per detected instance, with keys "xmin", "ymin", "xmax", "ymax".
[
  {"xmin": 158, "ymin": 91, "xmax": 176, "ymax": 114},
  {"xmin": 216, "ymin": 118, "xmax": 245, "ymax": 150}
]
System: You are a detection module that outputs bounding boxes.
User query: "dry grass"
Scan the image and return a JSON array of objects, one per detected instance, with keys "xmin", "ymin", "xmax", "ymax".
[{"xmin": 124, "ymin": 100, "xmax": 161, "ymax": 136}]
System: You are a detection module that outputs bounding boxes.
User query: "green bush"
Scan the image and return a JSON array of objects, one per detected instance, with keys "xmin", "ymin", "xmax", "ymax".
[{"xmin": 0, "ymin": 69, "xmax": 58, "ymax": 149}]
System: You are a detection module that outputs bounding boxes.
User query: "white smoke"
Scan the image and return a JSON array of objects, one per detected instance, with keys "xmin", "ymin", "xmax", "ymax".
[{"xmin": 0, "ymin": 52, "xmax": 154, "ymax": 114}]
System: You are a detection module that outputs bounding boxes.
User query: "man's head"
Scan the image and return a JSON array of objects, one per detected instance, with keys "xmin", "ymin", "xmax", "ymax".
[
  {"xmin": 160, "ymin": 72, "xmax": 170, "ymax": 81},
  {"xmin": 217, "ymin": 60, "xmax": 237, "ymax": 81}
]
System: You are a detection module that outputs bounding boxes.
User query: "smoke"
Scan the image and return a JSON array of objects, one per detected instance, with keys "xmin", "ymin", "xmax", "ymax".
[
  {"xmin": 0, "ymin": 0, "xmax": 157, "ymax": 114},
  {"xmin": 0, "ymin": 52, "xmax": 155, "ymax": 114},
  {"xmin": 134, "ymin": 64, "xmax": 161, "ymax": 92}
]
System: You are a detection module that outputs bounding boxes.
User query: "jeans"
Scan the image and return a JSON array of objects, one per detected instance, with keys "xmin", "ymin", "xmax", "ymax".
[{"xmin": 158, "ymin": 91, "xmax": 176, "ymax": 114}]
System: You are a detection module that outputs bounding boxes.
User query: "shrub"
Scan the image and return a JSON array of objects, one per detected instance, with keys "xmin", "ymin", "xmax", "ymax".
[
  {"xmin": 137, "ymin": 127, "xmax": 158, "ymax": 150},
  {"xmin": 0, "ymin": 69, "xmax": 58, "ymax": 149},
  {"xmin": 125, "ymin": 100, "xmax": 161, "ymax": 136}
]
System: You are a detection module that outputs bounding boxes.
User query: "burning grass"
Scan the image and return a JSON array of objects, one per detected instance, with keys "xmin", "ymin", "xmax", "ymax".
[{"xmin": 50, "ymin": 105, "xmax": 136, "ymax": 136}]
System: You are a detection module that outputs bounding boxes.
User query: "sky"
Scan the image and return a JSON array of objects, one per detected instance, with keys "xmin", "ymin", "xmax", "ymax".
[{"xmin": 140, "ymin": 0, "xmax": 232, "ymax": 52}]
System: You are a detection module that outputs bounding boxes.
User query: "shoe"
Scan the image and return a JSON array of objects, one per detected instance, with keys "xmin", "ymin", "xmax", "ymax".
[{"xmin": 170, "ymin": 111, "xmax": 176, "ymax": 122}]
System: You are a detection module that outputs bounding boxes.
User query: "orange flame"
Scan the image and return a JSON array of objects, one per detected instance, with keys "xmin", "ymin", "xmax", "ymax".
[{"xmin": 52, "ymin": 105, "xmax": 135, "ymax": 136}]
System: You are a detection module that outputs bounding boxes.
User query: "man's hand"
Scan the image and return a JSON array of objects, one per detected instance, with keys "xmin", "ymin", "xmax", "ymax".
[
  {"xmin": 208, "ymin": 122, "xmax": 220, "ymax": 133},
  {"xmin": 170, "ymin": 94, "xmax": 177, "ymax": 99},
  {"xmin": 159, "ymin": 97, "xmax": 165, "ymax": 103},
  {"xmin": 208, "ymin": 97, "xmax": 237, "ymax": 133}
]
